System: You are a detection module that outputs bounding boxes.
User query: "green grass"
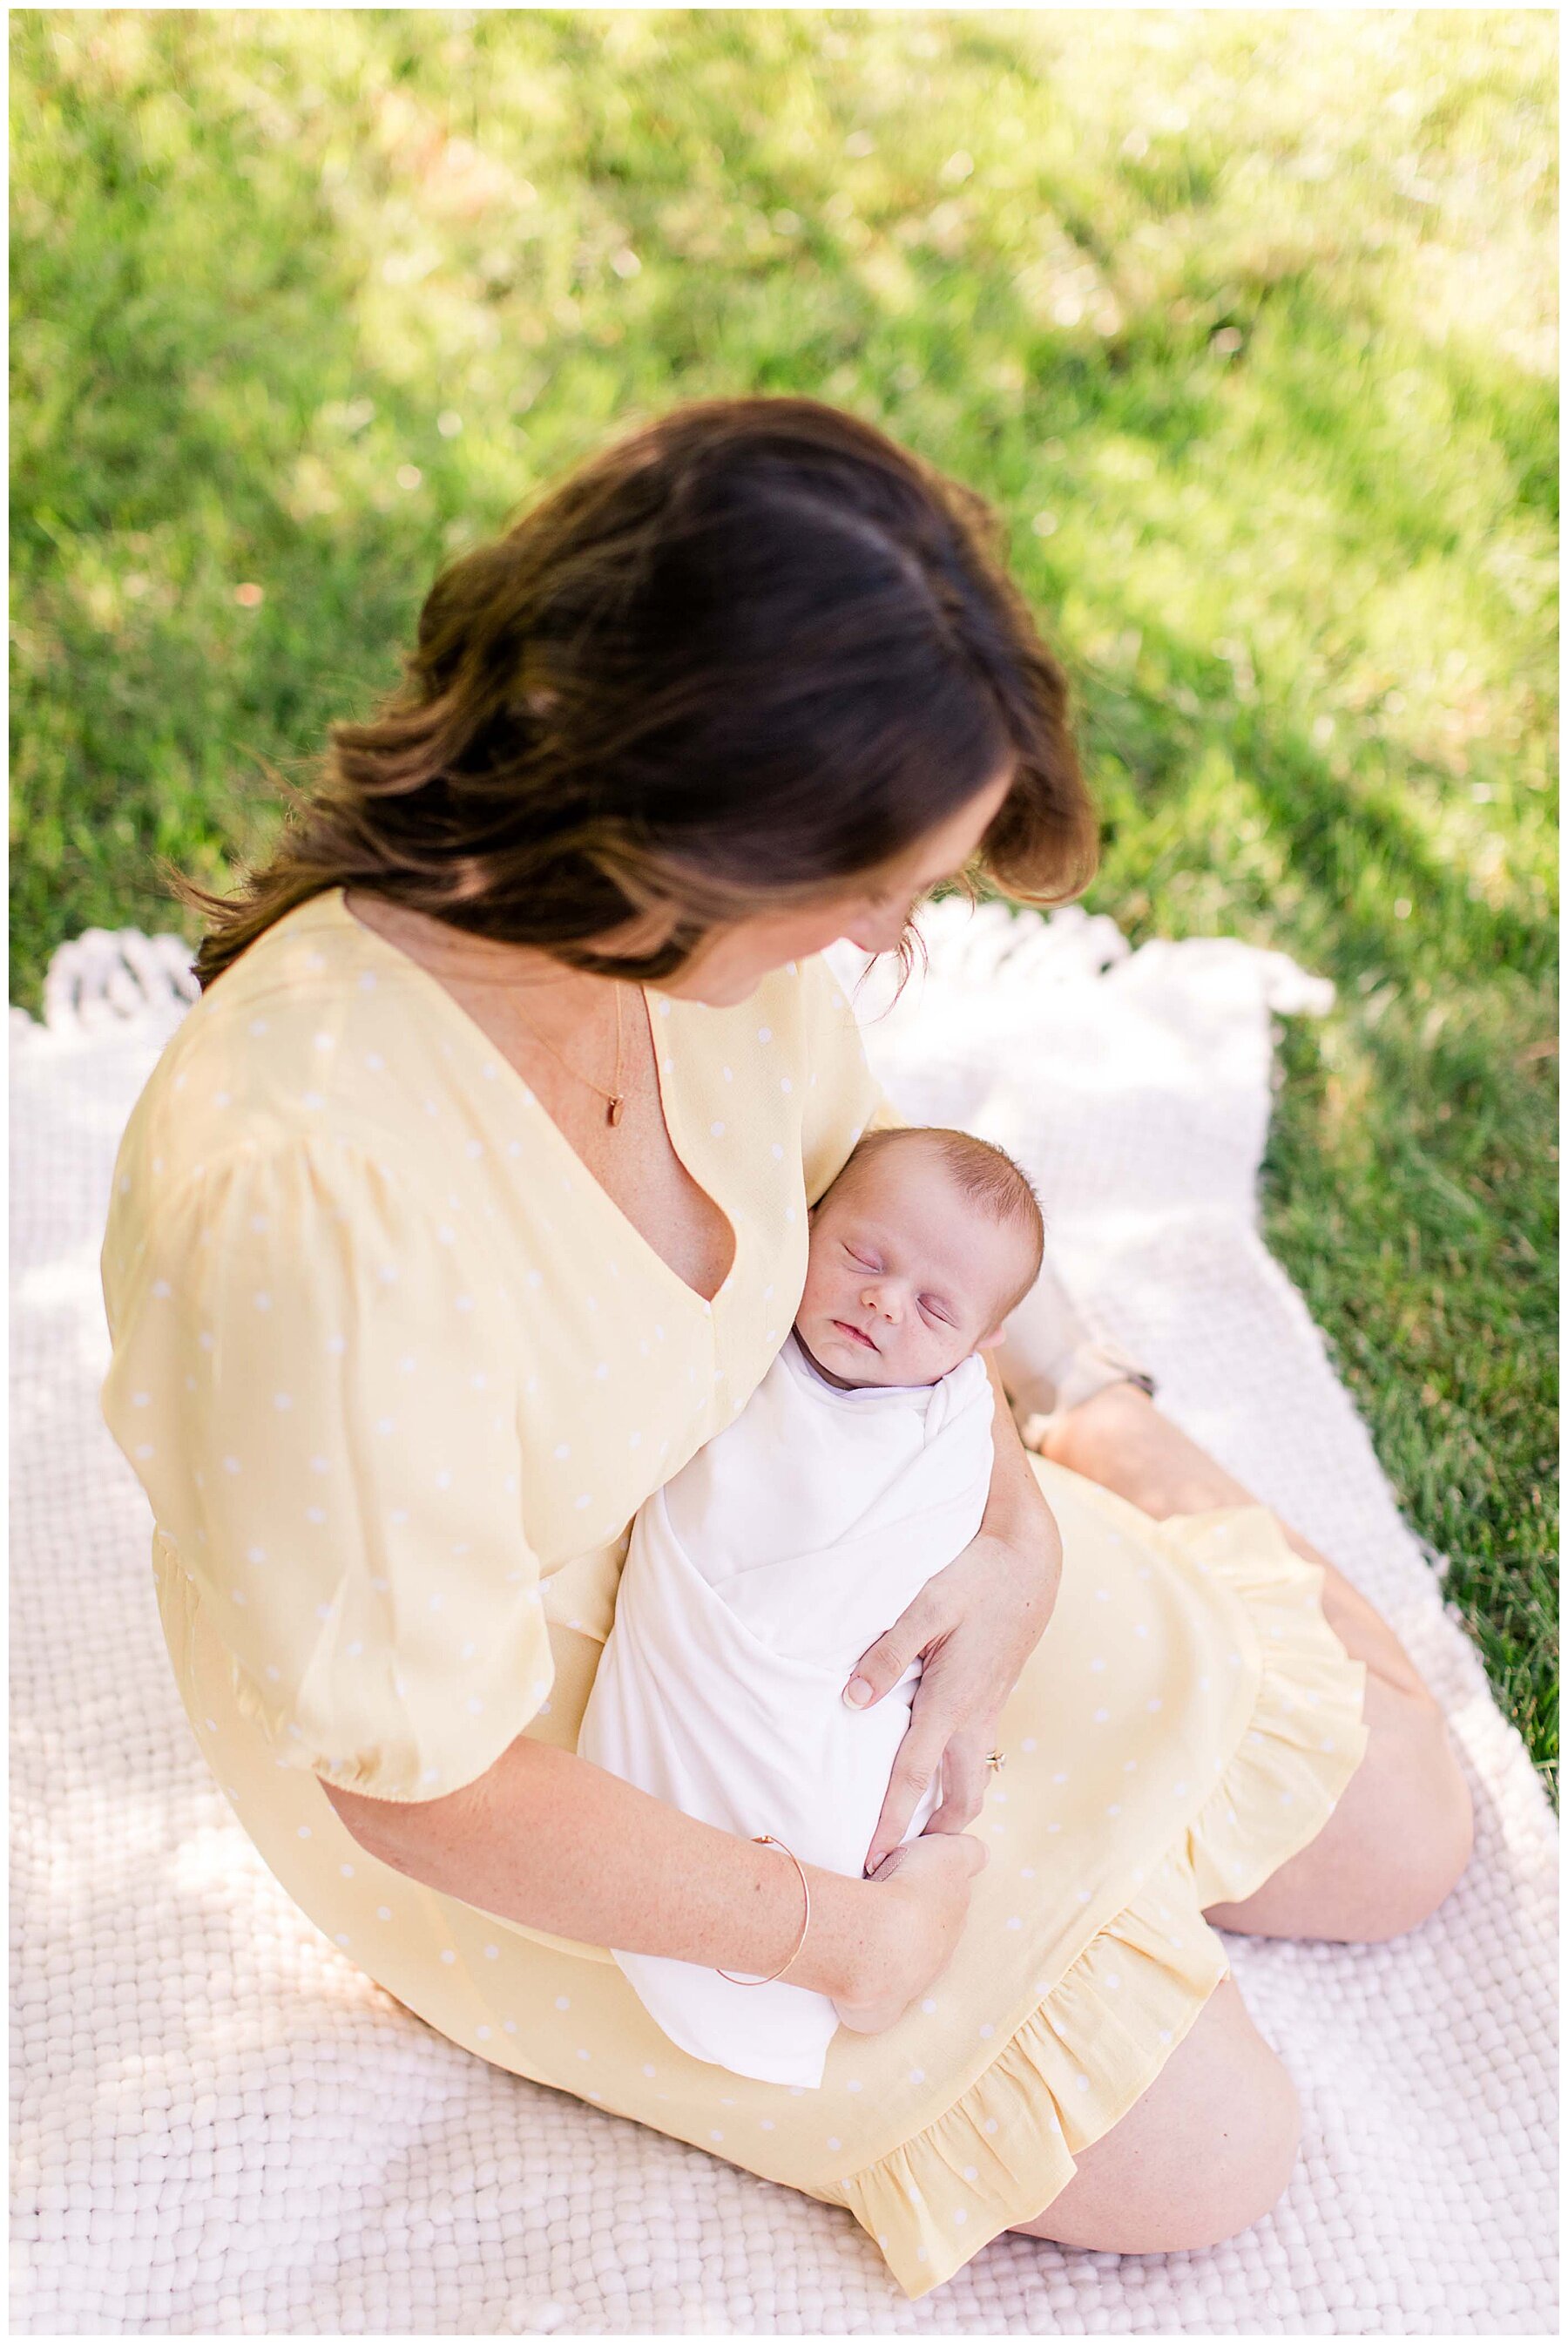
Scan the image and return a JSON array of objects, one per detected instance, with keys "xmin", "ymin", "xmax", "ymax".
[{"xmin": 11, "ymin": 10, "xmax": 1557, "ymax": 1794}]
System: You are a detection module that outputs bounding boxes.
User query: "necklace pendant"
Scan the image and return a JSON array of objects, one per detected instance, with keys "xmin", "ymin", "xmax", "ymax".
[{"xmin": 607, "ymin": 1094, "xmax": 625, "ymax": 1128}]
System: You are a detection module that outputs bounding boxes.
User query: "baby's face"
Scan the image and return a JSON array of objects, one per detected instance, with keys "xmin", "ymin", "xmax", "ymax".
[{"xmin": 795, "ymin": 1147, "xmax": 1026, "ymax": 1390}]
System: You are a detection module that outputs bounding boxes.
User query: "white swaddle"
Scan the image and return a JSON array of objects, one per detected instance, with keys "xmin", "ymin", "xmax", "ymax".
[{"xmin": 578, "ymin": 1331, "xmax": 996, "ymax": 2089}]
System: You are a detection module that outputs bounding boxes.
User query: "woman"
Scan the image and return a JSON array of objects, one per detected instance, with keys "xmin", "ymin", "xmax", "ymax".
[{"xmin": 101, "ymin": 399, "xmax": 1471, "ymax": 2297}]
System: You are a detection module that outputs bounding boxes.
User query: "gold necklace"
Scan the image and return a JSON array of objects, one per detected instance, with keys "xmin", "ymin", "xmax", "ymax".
[{"xmin": 508, "ymin": 980, "xmax": 626, "ymax": 1127}]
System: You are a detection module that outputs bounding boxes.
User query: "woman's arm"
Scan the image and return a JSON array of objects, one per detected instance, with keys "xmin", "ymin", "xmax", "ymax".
[
  {"xmin": 848, "ymin": 1349, "xmax": 1064, "ymax": 1873},
  {"xmin": 319, "ymin": 1734, "xmax": 985, "ymax": 2009}
]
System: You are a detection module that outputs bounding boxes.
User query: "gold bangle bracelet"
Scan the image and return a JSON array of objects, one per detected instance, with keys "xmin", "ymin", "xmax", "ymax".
[{"xmin": 716, "ymin": 1834, "xmax": 812, "ymax": 1987}]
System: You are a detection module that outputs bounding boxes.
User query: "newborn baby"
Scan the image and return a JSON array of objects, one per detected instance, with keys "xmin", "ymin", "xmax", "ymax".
[{"xmin": 578, "ymin": 1124, "xmax": 1045, "ymax": 2088}]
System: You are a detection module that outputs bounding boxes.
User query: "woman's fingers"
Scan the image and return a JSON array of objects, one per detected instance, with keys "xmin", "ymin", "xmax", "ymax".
[
  {"xmin": 864, "ymin": 1705, "xmax": 957, "ymax": 1874},
  {"xmin": 844, "ymin": 1588, "xmax": 945, "ymax": 1711},
  {"xmin": 924, "ymin": 1722, "xmax": 990, "ymax": 1837}
]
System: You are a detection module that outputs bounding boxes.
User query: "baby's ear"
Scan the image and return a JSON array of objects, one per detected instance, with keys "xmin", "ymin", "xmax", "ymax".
[{"xmin": 975, "ymin": 1326, "xmax": 1008, "ymax": 1352}]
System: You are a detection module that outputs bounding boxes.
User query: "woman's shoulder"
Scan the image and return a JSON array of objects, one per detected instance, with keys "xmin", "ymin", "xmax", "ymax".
[{"xmin": 115, "ymin": 889, "xmax": 483, "ymax": 1195}]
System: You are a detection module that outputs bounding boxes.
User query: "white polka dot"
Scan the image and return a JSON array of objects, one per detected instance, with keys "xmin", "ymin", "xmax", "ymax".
[
  {"xmin": 921, "ymin": 1998, "xmax": 937, "ymax": 2014},
  {"xmin": 1077, "ymin": 2072, "xmax": 1091, "ymax": 2092},
  {"xmin": 555, "ymin": 1995, "xmax": 571, "ymax": 2010},
  {"xmin": 365, "ymin": 1053, "xmax": 384, "ymax": 1071},
  {"xmin": 252, "ymin": 1291, "xmax": 271, "ymax": 1312},
  {"xmin": 984, "ymin": 2117, "xmax": 999, "ymax": 2135},
  {"xmin": 827, "ymin": 2135, "xmax": 841, "ymax": 2151},
  {"xmin": 476, "ymin": 2025, "xmax": 492, "ymax": 2041},
  {"xmin": 1093, "ymin": 1707, "xmax": 1110, "ymax": 1723},
  {"xmin": 760, "ymin": 2117, "xmax": 775, "ymax": 2131},
  {"xmin": 1090, "ymin": 1656, "xmax": 1105, "ymax": 1672},
  {"xmin": 979, "ymin": 2022, "xmax": 995, "ymax": 2040},
  {"xmin": 780, "ymin": 1076, "xmax": 793, "ymax": 1094},
  {"xmin": 710, "ymin": 1121, "xmax": 725, "ymax": 1138},
  {"xmin": 908, "ymin": 2067, "xmax": 925, "ymax": 2084},
  {"xmin": 847, "ymin": 2078, "xmax": 862, "ymax": 2092},
  {"xmin": 1006, "ymin": 1915, "xmax": 1022, "ymax": 1930},
  {"xmin": 1147, "ymin": 1697, "xmax": 1163, "ymax": 1712},
  {"xmin": 296, "ymin": 1825, "xmax": 312, "ymax": 1839},
  {"xmin": 440, "ymin": 1949, "xmax": 456, "ymax": 1966}
]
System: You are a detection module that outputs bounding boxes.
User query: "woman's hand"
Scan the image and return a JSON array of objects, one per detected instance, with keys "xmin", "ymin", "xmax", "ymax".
[
  {"xmin": 847, "ymin": 1506, "xmax": 1063, "ymax": 1877},
  {"xmin": 832, "ymin": 1831, "xmax": 990, "ymax": 2035}
]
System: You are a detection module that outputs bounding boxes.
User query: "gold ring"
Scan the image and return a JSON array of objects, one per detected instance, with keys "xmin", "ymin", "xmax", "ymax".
[{"xmin": 985, "ymin": 1750, "xmax": 1006, "ymax": 1772}]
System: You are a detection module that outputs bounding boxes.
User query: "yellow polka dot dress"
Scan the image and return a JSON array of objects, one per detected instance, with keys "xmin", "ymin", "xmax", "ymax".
[{"xmin": 100, "ymin": 889, "xmax": 1368, "ymax": 2299}]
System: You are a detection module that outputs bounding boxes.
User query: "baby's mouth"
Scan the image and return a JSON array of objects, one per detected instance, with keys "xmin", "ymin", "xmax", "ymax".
[{"xmin": 832, "ymin": 1318, "xmax": 879, "ymax": 1352}]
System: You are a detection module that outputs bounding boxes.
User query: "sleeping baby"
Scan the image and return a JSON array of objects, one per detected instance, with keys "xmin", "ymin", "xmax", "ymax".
[{"xmin": 578, "ymin": 1123, "xmax": 1045, "ymax": 2089}]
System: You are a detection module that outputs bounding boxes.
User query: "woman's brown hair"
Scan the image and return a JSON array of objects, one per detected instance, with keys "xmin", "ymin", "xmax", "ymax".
[{"xmin": 176, "ymin": 397, "xmax": 1098, "ymax": 988}]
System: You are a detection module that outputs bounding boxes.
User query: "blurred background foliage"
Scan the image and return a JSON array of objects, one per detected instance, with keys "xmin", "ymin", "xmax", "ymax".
[{"xmin": 10, "ymin": 9, "xmax": 1557, "ymax": 1790}]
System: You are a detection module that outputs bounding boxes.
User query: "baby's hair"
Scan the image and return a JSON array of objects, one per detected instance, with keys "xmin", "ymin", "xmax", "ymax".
[{"xmin": 835, "ymin": 1124, "xmax": 1045, "ymax": 1324}]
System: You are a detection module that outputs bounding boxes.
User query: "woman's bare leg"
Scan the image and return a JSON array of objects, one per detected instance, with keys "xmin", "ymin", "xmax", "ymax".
[
  {"xmin": 1037, "ymin": 1382, "xmax": 1473, "ymax": 1943},
  {"xmin": 1011, "ymin": 1975, "xmax": 1301, "ymax": 2252}
]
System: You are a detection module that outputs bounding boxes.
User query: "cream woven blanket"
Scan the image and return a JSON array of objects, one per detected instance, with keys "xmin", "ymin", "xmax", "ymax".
[{"xmin": 12, "ymin": 907, "xmax": 1557, "ymax": 2334}]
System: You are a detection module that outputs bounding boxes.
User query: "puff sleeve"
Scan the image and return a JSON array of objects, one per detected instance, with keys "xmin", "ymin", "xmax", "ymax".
[
  {"xmin": 794, "ymin": 951, "xmax": 1156, "ymax": 1421},
  {"xmin": 100, "ymin": 1137, "xmax": 554, "ymax": 1804}
]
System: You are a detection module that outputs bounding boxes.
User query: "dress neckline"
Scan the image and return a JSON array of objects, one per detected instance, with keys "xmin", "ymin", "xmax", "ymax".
[{"xmin": 318, "ymin": 888, "xmax": 738, "ymax": 1313}]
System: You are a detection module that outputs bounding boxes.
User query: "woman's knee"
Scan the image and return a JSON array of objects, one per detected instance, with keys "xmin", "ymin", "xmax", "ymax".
[
  {"xmin": 1015, "ymin": 1976, "xmax": 1301, "ymax": 2255},
  {"xmin": 1359, "ymin": 1686, "xmax": 1474, "ymax": 1939}
]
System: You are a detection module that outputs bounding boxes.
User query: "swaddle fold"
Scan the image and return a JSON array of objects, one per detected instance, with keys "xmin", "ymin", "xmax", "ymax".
[{"xmin": 579, "ymin": 1334, "xmax": 995, "ymax": 2086}]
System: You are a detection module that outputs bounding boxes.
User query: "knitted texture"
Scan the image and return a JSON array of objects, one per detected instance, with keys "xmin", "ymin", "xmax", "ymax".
[{"xmin": 12, "ymin": 910, "xmax": 1557, "ymax": 2334}]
